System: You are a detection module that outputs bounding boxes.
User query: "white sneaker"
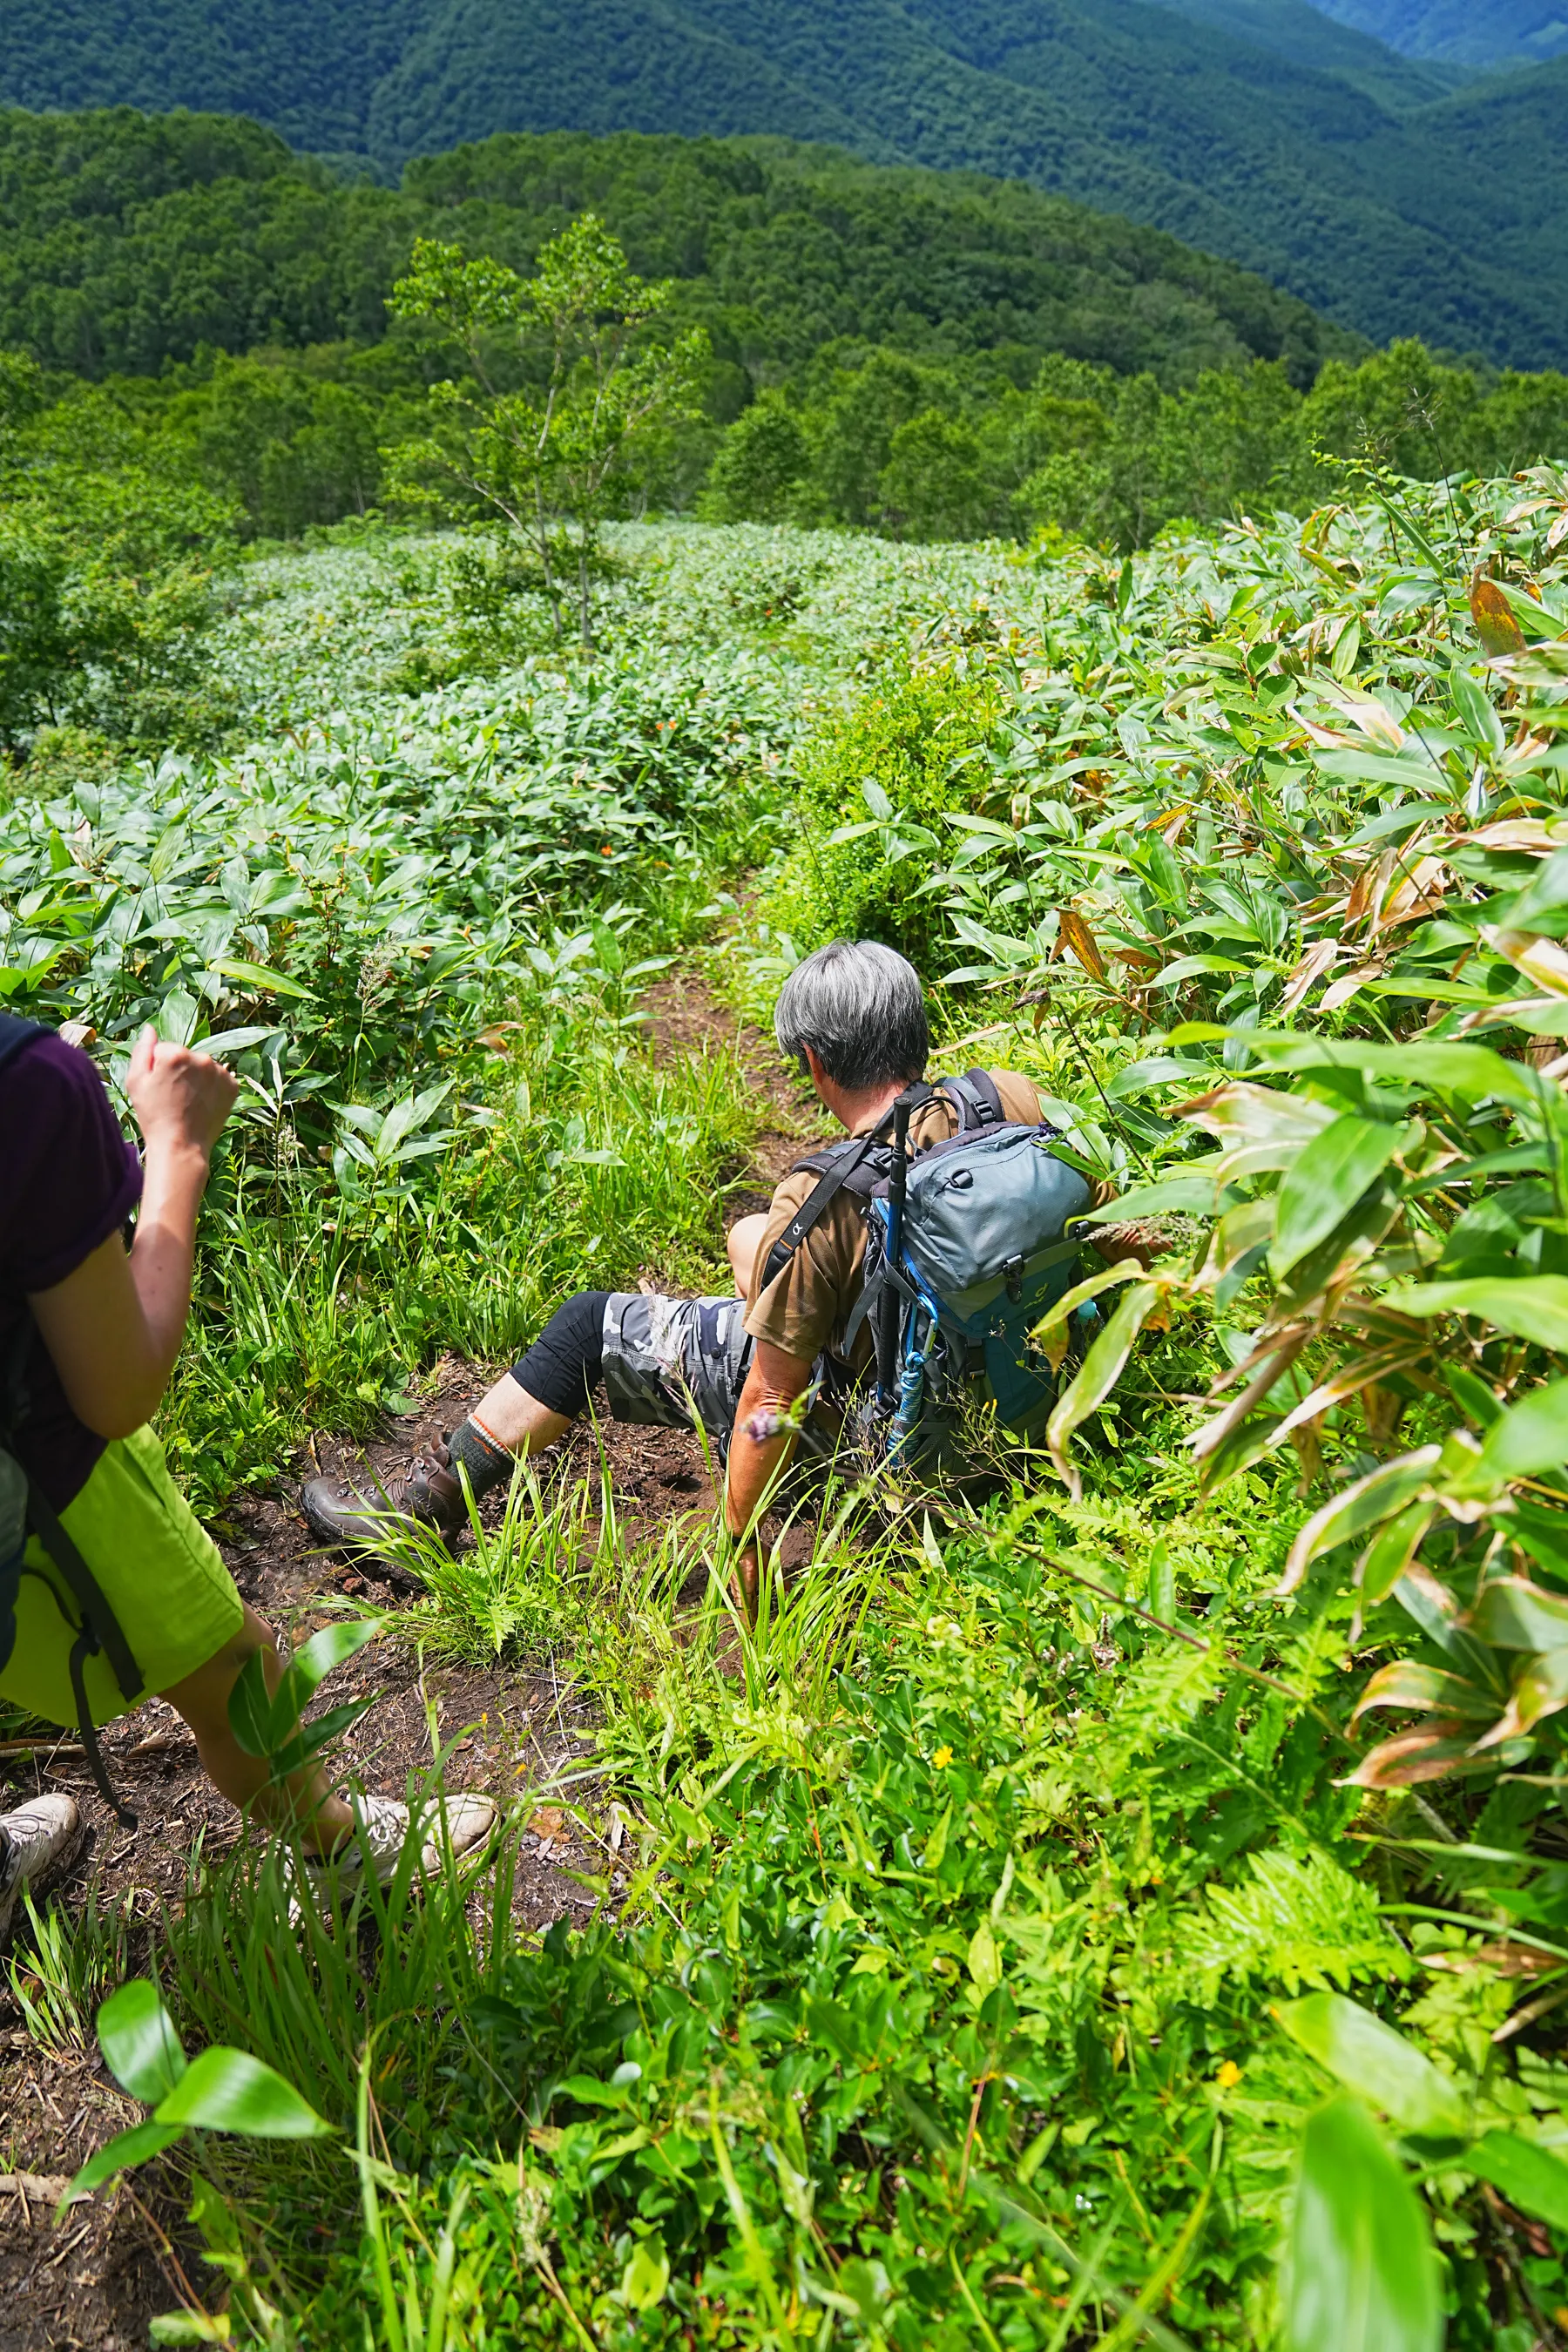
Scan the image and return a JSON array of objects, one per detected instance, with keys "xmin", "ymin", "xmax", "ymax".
[
  {"xmin": 304, "ymin": 1792, "xmax": 499, "ymax": 1892},
  {"xmin": 0, "ymin": 1794, "xmax": 83, "ymax": 1938}
]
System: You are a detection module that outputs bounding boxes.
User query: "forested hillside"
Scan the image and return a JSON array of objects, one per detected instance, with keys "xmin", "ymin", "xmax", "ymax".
[
  {"xmin": 5, "ymin": 0, "xmax": 1568, "ymax": 366},
  {"xmin": 1308, "ymin": 0, "xmax": 1568, "ymax": 66},
  {"xmin": 0, "ymin": 112, "xmax": 1352, "ymax": 384},
  {"xmin": 4, "ymin": 112, "xmax": 1567, "ymax": 577},
  {"xmin": 1151, "ymin": 0, "xmax": 1467, "ymax": 102}
]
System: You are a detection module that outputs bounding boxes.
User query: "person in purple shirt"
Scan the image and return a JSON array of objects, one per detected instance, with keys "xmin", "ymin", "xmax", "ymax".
[{"xmin": 0, "ymin": 1021, "xmax": 495, "ymax": 1933}]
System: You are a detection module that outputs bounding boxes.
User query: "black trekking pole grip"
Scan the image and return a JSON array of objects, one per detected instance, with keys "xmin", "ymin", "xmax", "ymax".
[{"xmin": 888, "ymin": 1096, "xmax": 911, "ymax": 1264}]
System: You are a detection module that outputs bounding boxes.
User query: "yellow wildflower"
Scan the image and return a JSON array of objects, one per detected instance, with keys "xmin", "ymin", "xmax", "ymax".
[
  {"xmin": 932, "ymin": 1745, "xmax": 953, "ymax": 1768},
  {"xmin": 1215, "ymin": 2061, "xmax": 1242, "ymax": 2091}
]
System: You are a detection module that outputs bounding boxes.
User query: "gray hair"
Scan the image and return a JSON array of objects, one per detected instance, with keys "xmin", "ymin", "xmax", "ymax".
[{"xmin": 774, "ymin": 940, "xmax": 929, "ymax": 1092}]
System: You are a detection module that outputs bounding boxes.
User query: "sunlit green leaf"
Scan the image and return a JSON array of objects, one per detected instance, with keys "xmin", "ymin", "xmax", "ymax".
[
  {"xmin": 155, "ymin": 2046, "xmax": 332, "ymax": 2139},
  {"xmin": 1286, "ymin": 2096, "xmax": 1441, "ymax": 2352},
  {"xmin": 62, "ymin": 2119, "xmax": 186, "ymax": 2212},
  {"xmin": 98, "ymin": 1979, "xmax": 188, "ymax": 2105},
  {"xmin": 1469, "ymin": 1379, "xmax": 1568, "ymax": 1486},
  {"xmin": 211, "ymin": 957, "xmax": 314, "ymax": 1001},
  {"xmin": 1270, "ymin": 1116, "xmax": 1404, "ymax": 1281},
  {"xmin": 1389, "ymin": 1276, "xmax": 1568, "ymax": 1354},
  {"xmin": 274, "ymin": 1616, "xmax": 380, "ymax": 1727},
  {"xmin": 1468, "ymin": 2129, "xmax": 1568, "ymax": 2230},
  {"xmin": 1046, "ymin": 1281, "xmax": 1159, "ymax": 1493},
  {"xmin": 1281, "ymin": 1451, "xmax": 1443, "ymax": 1593},
  {"xmin": 1276, "ymin": 1994, "xmax": 1466, "ymax": 2134}
]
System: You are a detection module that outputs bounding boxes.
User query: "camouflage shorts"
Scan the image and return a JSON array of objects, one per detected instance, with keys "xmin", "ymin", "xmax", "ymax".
[{"xmin": 599, "ymin": 1293, "xmax": 754, "ymax": 1443}]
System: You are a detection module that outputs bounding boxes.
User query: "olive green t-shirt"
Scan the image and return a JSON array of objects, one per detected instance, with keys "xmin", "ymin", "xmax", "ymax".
[{"xmin": 743, "ymin": 1071, "xmax": 1044, "ymax": 1371}]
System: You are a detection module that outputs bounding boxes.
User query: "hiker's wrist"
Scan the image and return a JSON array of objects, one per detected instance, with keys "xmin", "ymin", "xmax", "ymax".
[{"xmin": 142, "ymin": 1130, "xmax": 214, "ymax": 1192}]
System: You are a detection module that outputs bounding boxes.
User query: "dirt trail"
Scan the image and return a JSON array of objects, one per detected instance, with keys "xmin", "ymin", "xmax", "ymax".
[
  {"xmin": 0, "ymin": 963, "xmax": 809, "ymax": 2349},
  {"xmin": 639, "ymin": 961, "xmax": 819, "ymax": 1212}
]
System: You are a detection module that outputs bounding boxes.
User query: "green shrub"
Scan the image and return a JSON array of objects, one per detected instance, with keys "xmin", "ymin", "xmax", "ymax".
[
  {"xmin": 762, "ymin": 654, "xmax": 1002, "ymax": 967},
  {"xmin": 700, "ymin": 393, "xmax": 808, "ymax": 524}
]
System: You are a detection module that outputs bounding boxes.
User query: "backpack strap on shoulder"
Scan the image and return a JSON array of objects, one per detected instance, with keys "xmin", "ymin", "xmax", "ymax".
[
  {"xmin": 939, "ymin": 1068, "xmax": 1006, "ymax": 1131},
  {"xmin": 758, "ymin": 1134, "xmax": 877, "ymax": 1290},
  {"xmin": 757, "ymin": 1079, "xmax": 940, "ymax": 1290}
]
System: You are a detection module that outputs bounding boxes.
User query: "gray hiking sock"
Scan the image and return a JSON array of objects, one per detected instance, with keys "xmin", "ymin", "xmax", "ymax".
[{"xmin": 443, "ymin": 1416, "xmax": 515, "ymax": 1500}]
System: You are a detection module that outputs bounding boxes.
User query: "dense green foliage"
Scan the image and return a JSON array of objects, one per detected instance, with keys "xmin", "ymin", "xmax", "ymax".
[
  {"xmin": 0, "ymin": 352, "xmax": 240, "ymax": 749},
  {"xmin": 384, "ymin": 220, "xmax": 708, "ymax": 647},
  {"xmin": 5, "ymin": 0, "xmax": 1568, "ymax": 366},
  {"xmin": 8, "ymin": 110, "xmax": 1568, "ymax": 626},
  {"xmin": 706, "ymin": 341, "xmax": 1568, "ymax": 550},
  {"xmin": 1151, "ymin": 0, "xmax": 1468, "ymax": 99},
  {"xmin": 10, "ymin": 486, "xmax": 1568, "ymax": 2342}
]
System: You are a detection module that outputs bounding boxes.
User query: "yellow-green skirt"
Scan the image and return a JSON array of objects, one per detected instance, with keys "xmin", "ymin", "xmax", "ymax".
[{"xmin": 0, "ymin": 1426, "xmax": 244, "ymax": 1729}]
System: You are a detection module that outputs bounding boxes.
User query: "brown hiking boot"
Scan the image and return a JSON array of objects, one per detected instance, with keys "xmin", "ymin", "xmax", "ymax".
[{"xmin": 301, "ymin": 1448, "xmax": 465, "ymax": 1551}]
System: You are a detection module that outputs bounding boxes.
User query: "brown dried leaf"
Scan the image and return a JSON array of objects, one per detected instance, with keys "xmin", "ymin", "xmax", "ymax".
[
  {"xmin": 1470, "ymin": 1943, "xmax": 1563, "ymax": 1978},
  {"xmin": 1269, "ymin": 1348, "xmax": 1425, "ymax": 1445},
  {"xmin": 1350, "ymin": 1660, "xmax": 1496, "ymax": 1727},
  {"xmin": 1190, "ymin": 1329, "xmax": 1312, "ymax": 1463},
  {"xmin": 1288, "ymin": 1423, "xmax": 1322, "ymax": 1493},
  {"xmin": 1340, "ymin": 1726, "xmax": 1492, "ymax": 1788},
  {"xmin": 1321, "ymin": 962, "xmax": 1386, "ymax": 1014},
  {"xmin": 1470, "ymin": 571, "xmax": 1528, "ymax": 660},
  {"xmin": 1279, "ymin": 936, "xmax": 1340, "ymax": 1016},
  {"xmin": 1382, "ymin": 855, "xmax": 1448, "ymax": 928},
  {"xmin": 1344, "ymin": 859, "xmax": 1381, "ymax": 932},
  {"xmin": 1056, "ymin": 908, "xmax": 1105, "ymax": 982},
  {"xmin": 1362, "ymin": 1382, "xmax": 1408, "ymax": 1449}
]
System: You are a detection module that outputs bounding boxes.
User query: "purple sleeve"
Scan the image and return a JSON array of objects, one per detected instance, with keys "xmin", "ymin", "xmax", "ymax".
[{"xmin": 2, "ymin": 1035, "xmax": 143, "ymax": 1294}]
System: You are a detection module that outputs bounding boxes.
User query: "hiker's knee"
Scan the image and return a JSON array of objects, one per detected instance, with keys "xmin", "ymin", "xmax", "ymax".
[
  {"xmin": 509, "ymin": 1289, "xmax": 610, "ymax": 1420},
  {"xmin": 161, "ymin": 1603, "xmax": 277, "ymax": 1730},
  {"xmin": 727, "ymin": 1213, "xmax": 767, "ymax": 1300}
]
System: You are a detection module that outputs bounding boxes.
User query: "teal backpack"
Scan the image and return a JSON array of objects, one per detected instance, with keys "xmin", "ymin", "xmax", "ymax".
[{"xmin": 761, "ymin": 1071, "xmax": 1092, "ymax": 1466}]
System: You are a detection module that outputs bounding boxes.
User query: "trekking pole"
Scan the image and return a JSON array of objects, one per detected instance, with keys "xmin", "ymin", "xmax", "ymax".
[
  {"xmin": 875, "ymin": 1093, "xmax": 914, "ymax": 1410},
  {"xmin": 887, "ymin": 1093, "xmax": 911, "ymax": 1263}
]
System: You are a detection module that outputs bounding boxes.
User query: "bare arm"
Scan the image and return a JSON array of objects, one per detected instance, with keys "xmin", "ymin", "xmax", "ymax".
[
  {"xmin": 29, "ymin": 1029, "xmax": 238, "ymax": 1440},
  {"xmin": 724, "ymin": 1336, "xmax": 815, "ymax": 1612}
]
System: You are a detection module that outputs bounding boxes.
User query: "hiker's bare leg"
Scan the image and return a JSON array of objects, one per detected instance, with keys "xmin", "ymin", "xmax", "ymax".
[
  {"xmin": 463, "ymin": 1375, "xmax": 573, "ymax": 1456},
  {"xmin": 727, "ymin": 1213, "xmax": 768, "ymax": 1303},
  {"xmin": 160, "ymin": 1604, "xmax": 354, "ymax": 1850},
  {"xmin": 301, "ymin": 1361, "xmax": 574, "ymax": 1550}
]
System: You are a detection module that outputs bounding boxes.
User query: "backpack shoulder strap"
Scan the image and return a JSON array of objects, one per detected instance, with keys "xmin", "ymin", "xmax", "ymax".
[
  {"xmin": 938, "ymin": 1067, "xmax": 1006, "ymax": 1131},
  {"xmin": 757, "ymin": 1079, "xmax": 942, "ymax": 1288},
  {"xmin": 758, "ymin": 1134, "xmax": 878, "ymax": 1290}
]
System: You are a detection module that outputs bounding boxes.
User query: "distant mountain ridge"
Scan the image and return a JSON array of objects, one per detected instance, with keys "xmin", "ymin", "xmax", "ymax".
[
  {"xmin": 0, "ymin": 112, "xmax": 1360, "ymax": 390},
  {"xmin": 1151, "ymin": 0, "xmax": 1469, "ymax": 102},
  {"xmin": 6, "ymin": 0, "xmax": 1568, "ymax": 368},
  {"xmin": 1304, "ymin": 1, "xmax": 1568, "ymax": 68}
]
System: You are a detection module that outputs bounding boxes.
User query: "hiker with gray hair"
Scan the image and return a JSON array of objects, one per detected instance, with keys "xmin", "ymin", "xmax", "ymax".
[{"xmin": 304, "ymin": 940, "xmax": 1145, "ymax": 1612}]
